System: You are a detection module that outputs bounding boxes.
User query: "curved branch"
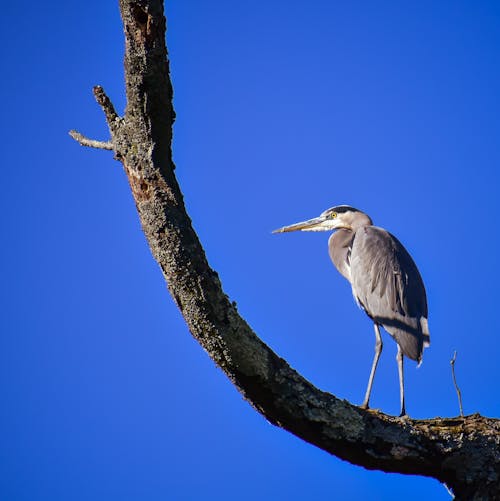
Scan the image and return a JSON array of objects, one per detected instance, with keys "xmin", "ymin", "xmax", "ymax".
[{"xmin": 71, "ymin": 1, "xmax": 500, "ymax": 499}]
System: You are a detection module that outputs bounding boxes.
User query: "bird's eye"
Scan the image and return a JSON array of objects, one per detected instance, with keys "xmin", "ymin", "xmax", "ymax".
[{"xmin": 330, "ymin": 212, "xmax": 337, "ymax": 219}]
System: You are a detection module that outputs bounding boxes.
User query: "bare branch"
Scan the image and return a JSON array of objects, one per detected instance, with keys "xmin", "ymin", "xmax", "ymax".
[
  {"xmin": 92, "ymin": 85, "xmax": 118, "ymax": 126},
  {"xmin": 69, "ymin": 130, "xmax": 114, "ymax": 150},
  {"xmin": 451, "ymin": 350, "xmax": 464, "ymax": 417},
  {"xmin": 70, "ymin": 85, "xmax": 120, "ymax": 151}
]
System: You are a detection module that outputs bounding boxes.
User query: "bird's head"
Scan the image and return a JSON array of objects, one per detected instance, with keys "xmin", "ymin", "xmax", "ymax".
[{"xmin": 272, "ymin": 205, "xmax": 372, "ymax": 233}]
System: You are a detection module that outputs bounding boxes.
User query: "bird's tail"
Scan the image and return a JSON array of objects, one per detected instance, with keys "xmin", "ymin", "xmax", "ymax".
[
  {"xmin": 417, "ymin": 317, "xmax": 430, "ymax": 367},
  {"xmin": 421, "ymin": 317, "xmax": 430, "ymax": 348}
]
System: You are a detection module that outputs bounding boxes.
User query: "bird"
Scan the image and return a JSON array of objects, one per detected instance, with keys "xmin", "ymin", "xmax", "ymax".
[{"xmin": 273, "ymin": 205, "xmax": 430, "ymax": 416}]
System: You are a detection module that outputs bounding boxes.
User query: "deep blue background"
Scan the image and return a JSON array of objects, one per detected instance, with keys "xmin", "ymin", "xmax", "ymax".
[{"xmin": 1, "ymin": 1, "xmax": 499, "ymax": 499}]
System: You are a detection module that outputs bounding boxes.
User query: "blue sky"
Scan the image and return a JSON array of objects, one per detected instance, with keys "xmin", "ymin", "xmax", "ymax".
[{"xmin": 1, "ymin": 1, "xmax": 500, "ymax": 499}]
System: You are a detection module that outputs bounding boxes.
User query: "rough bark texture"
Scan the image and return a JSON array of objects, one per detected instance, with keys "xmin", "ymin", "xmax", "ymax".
[{"xmin": 71, "ymin": 1, "xmax": 500, "ymax": 498}]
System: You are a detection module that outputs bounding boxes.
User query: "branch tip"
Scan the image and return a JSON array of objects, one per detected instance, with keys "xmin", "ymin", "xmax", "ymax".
[
  {"xmin": 69, "ymin": 130, "xmax": 114, "ymax": 150},
  {"xmin": 92, "ymin": 85, "xmax": 119, "ymax": 125}
]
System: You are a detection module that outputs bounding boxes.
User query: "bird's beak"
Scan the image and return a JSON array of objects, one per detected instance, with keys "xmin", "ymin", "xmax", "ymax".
[{"xmin": 272, "ymin": 216, "xmax": 328, "ymax": 233}]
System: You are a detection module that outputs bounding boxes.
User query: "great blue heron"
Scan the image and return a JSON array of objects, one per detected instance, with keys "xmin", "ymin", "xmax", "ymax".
[{"xmin": 273, "ymin": 205, "xmax": 430, "ymax": 416}]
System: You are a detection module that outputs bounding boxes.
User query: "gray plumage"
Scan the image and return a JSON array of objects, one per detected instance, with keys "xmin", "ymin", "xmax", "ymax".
[{"xmin": 273, "ymin": 205, "xmax": 430, "ymax": 416}]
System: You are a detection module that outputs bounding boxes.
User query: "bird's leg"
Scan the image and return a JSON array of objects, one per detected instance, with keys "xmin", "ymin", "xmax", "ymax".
[
  {"xmin": 396, "ymin": 345, "xmax": 406, "ymax": 416},
  {"xmin": 361, "ymin": 323, "xmax": 383, "ymax": 409}
]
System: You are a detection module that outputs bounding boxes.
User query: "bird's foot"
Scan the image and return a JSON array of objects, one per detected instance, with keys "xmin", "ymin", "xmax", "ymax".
[{"xmin": 360, "ymin": 403, "xmax": 382, "ymax": 413}]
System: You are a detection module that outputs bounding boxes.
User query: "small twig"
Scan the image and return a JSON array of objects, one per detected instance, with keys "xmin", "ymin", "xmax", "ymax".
[
  {"xmin": 93, "ymin": 85, "xmax": 118, "ymax": 125},
  {"xmin": 450, "ymin": 351, "xmax": 464, "ymax": 417},
  {"xmin": 69, "ymin": 130, "xmax": 114, "ymax": 150}
]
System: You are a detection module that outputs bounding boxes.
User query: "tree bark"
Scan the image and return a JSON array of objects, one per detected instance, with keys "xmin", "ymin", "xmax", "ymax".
[{"xmin": 70, "ymin": 1, "xmax": 500, "ymax": 498}]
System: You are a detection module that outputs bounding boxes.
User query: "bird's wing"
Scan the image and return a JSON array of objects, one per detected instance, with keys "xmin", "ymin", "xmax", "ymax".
[{"xmin": 350, "ymin": 226, "xmax": 429, "ymax": 361}]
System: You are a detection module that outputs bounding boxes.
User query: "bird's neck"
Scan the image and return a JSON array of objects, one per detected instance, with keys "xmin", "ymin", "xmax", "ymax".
[
  {"xmin": 350, "ymin": 213, "xmax": 373, "ymax": 231},
  {"xmin": 328, "ymin": 229, "xmax": 354, "ymax": 281}
]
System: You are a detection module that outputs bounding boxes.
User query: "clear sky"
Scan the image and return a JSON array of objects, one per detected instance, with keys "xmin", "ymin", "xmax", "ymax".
[{"xmin": 1, "ymin": 1, "xmax": 500, "ymax": 499}]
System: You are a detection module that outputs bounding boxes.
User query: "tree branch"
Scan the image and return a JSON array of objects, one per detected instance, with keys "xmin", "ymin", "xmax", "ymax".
[
  {"xmin": 68, "ymin": 130, "xmax": 114, "ymax": 150},
  {"xmin": 93, "ymin": 85, "xmax": 119, "ymax": 126},
  {"xmin": 69, "ymin": 85, "xmax": 120, "ymax": 151},
  {"xmin": 71, "ymin": 1, "xmax": 500, "ymax": 499}
]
